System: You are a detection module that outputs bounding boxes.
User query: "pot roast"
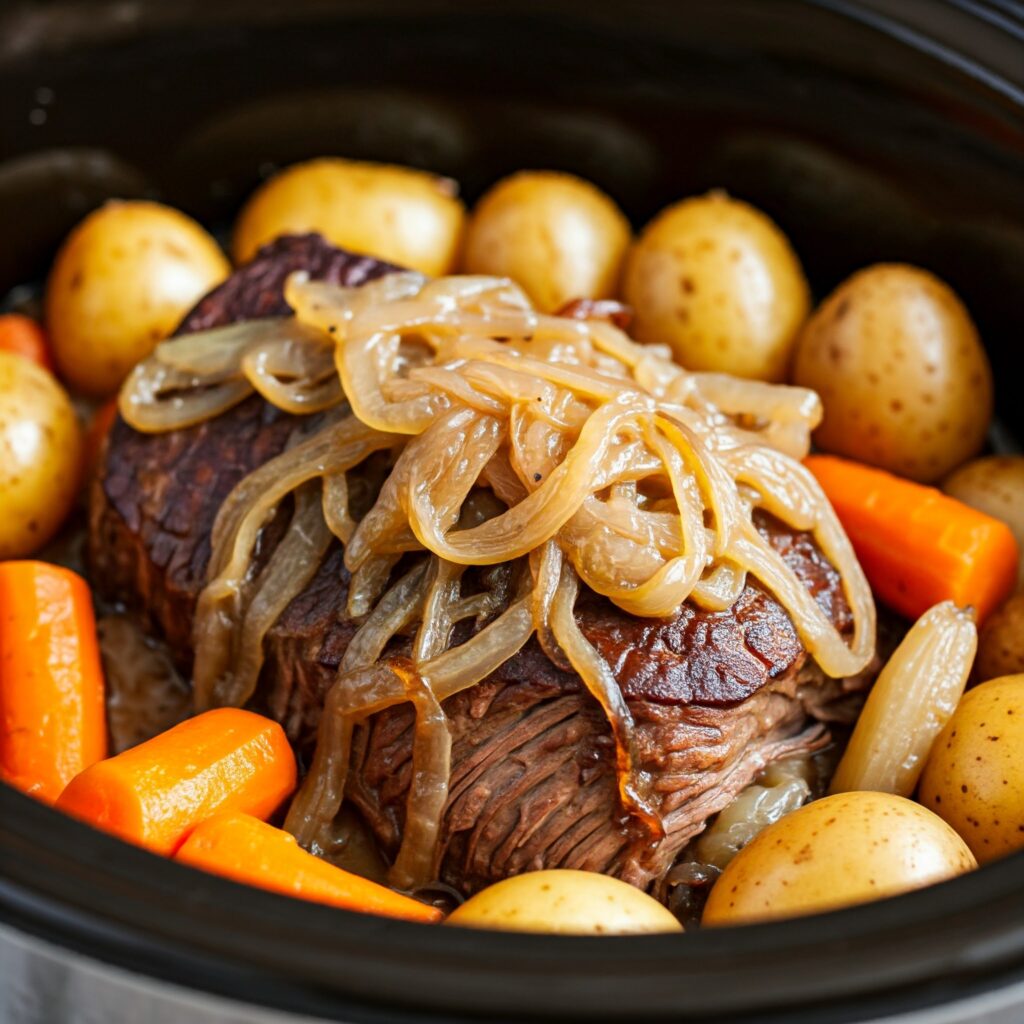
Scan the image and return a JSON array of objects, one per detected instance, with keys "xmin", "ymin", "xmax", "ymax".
[{"xmin": 89, "ymin": 234, "xmax": 871, "ymax": 893}]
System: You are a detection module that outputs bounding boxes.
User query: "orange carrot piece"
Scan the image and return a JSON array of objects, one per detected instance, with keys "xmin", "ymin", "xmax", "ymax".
[
  {"xmin": 0, "ymin": 561, "xmax": 108, "ymax": 802},
  {"xmin": 56, "ymin": 708, "xmax": 296, "ymax": 855},
  {"xmin": 0, "ymin": 314, "xmax": 55, "ymax": 372},
  {"xmin": 177, "ymin": 812, "xmax": 441, "ymax": 923},
  {"xmin": 806, "ymin": 455, "xmax": 1020, "ymax": 623}
]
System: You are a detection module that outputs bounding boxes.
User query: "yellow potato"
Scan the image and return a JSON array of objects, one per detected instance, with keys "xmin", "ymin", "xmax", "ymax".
[
  {"xmin": 462, "ymin": 171, "xmax": 630, "ymax": 313},
  {"xmin": 233, "ymin": 158, "xmax": 465, "ymax": 275},
  {"xmin": 0, "ymin": 351, "xmax": 83, "ymax": 558},
  {"xmin": 46, "ymin": 201, "xmax": 230, "ymax": 397},
  {"xmin": 976, "ymin": 595, "xmax": 1024, "ymax": 681},
  {"xmin": 444, "ymin": 869, "xmax": 681, "ymax": 935},
  {"xmin": 622, "ymin": 192, "xmax": 810, "ymax": 381},
  {"xmin": 943, "ymin": 456, "xmax": 1024, "ymax": 592},
  {"xmin": 792, "ymin": 264, "xmax": 992, "ymax": 482},
  {"xmin": 920, "ymin": 674, "xmax": 1024, "ymax": 863},
  {"xmin": 702, "ymin": 791, "xmax": 975, "ymax": 926}
]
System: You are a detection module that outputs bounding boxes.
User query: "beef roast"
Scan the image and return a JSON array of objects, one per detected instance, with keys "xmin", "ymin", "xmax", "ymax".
[{"xmin": 89, "ymin": 234, "xmax": 871, "ymax": 892}]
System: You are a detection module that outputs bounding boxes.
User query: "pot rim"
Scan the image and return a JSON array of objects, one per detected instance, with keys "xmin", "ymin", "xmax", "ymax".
[{"xmin": 3, "ymin": 785, "xmax": 1024, "ymax": 1023}]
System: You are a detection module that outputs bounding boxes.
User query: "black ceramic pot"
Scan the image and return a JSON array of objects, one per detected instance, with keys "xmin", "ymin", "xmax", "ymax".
[{"xmin": 1, "ymin": 2, "xmax": 1023, "ymax": 1022}]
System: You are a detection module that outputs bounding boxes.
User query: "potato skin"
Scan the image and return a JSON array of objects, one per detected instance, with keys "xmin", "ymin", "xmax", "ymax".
[
  {"xmin": 462, "ymin": 171, "xmax": 630, "ymax": 313},
  {"xmin": 46, "ymin": 201, "xmax": 230, "ymax": 397},
  {"xmin": 622, "ymin": 192, "xmax": 810, "ymax": 381},
  {"xmin": 943, "ymin": 456, "xmax": 1024, "ymax": 593},
  {"xmin": 233, "ymin": 158, "xmax": 465, "ymax": 275},
  {"xmin": 976, "ymin": 596, "xmax": 1024, "ymax": 682},
  {"xmin": 792, "ymin": 264, "xmax": 992, "ymax": 482},
  {"xmin": 702, "ymin": 791, "xmax": 975, "ymax": 926},
  {"xmin": 444, "ymin": 869, "xmax": 682, "ymax": 935},
  {"xmin": 920, "ymin": 675, "xmax": 1024, "ymax": 863},
  {"xmin": 0, "ymin": 352, "xmax": 83, "ymax": 558}
]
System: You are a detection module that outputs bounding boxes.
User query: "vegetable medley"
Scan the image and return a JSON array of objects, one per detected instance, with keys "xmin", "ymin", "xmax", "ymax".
[{"xmin": 1, "ymin": 156, "xmax": 1021, "ymax": 935}]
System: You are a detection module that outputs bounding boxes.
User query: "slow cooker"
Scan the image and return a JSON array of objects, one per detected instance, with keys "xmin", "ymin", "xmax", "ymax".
[{"xmin": 2, "ymin": 1, "xmax": 1023, "ymax": 1021}]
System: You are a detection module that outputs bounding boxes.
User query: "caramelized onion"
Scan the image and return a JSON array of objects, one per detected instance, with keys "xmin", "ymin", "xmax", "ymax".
[
  {"xmin": 550, "ymin": 563, "xmax": 661, "ymax": 836},
  {"xmin": 216, "ymin": 482, "xmax": 333, "ymax": 709},
  {"xmin": 120, "ymin": 363, "xmax": 252, "ymax": 432},
  {"xmin": 388, "ymin": 661, "xmax": 451, "ymax": 890},
  {"xmin": 120, "ymin": 318, "xmax": 347, "ymax": 432},
  {"xmin": 423, "ymin": 596, "xmax": 534, "ymax": 701},
  {"xmin": 339, "ymin": 563, "xmax": 428, "ymax": 674}
]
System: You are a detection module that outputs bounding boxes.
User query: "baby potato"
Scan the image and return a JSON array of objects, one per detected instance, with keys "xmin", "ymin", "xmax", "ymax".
[
  {"xmin": 444, "ymin": 869, "xmax": 682, "ymax": 935},
  {"xmin": 462, "ymin": 171, "xmax": 630, "ymax": 313},
  {"xmin": 702, "ymin": 792, "xmax": 975, "ymax": 926},
  {"xmin": 233, "ymin": 157, "xmax": 465, "ymax": 275},
  {"xmin": 943, "ymin": 456, "xmax": 1024, "ymax": 592},
  {"xmin": 792, "ymin": 264, "xmax": 992, "ymax": 482},
  {"xmin": 920, "ymin": 674, "xmax": 1024, "ymax": 863},
  {"xmin": 622, "ymin": 192, "xmax": 810, "ymax": 381},
  {"xmin": 0, "ymin": 351, "xmax": 83, "ymax": 558},
  {"xmin": 976, "ymin": 595, "xmax": 1024, "ymax": 682},
  {"xmin": 47, "ymin": 201, "xmax": 230, "ymax": 397}
]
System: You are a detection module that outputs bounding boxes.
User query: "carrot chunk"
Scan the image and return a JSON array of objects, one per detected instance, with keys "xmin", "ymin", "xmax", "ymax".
[
  {"xmin": 56, "ymin": 708, "xmax": 296, "ymax": 854},
  {"xmin": 0, "ymin": 314, "xmax": 54, "ymax": 372},
  {"xmin": 0, "ymin": 561, "xmax": 108, "ymax": 802},
  {"xmin": 177, "ymin": 812, "xmax": 441, "ymax": 923},
  {"xmin": 806, "ymin": 455, "xmax": 1020, "ymax": 623}
]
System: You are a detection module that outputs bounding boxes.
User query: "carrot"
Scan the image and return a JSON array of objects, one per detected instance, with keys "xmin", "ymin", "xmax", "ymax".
[
  {"xmin": 0, "ymin": 561, "xmax": 107, "ymax": 802},
  {"xmin": 177, "ymin": 812, "xmax": 442, "ymax": 923},
  {"xmin": 56, "ymin": 708, "xmax": 296, "ymax": 855},
  {"xmin": 806, "ymin": 454, "xmax": 1020, "ymax": 623},
  {"xmin": 0, "ymin": 314, "xmax": 55, "ymax": 372}
]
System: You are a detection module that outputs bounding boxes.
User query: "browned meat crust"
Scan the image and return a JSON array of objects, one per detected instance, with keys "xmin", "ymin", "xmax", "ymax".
[{"xmin": 90, "ymin": 234, "xmax": 866, "ymax": 892}]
